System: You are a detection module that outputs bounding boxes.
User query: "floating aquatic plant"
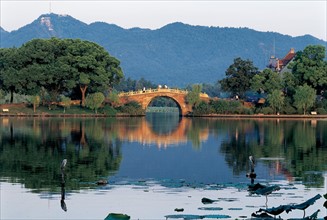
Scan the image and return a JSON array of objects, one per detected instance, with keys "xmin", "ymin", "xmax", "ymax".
[
  {"xmin": 251, "ymin": 184, "xmax": 281, "ymax": 207},
  {"xmin": 164, "ymin": 214, "xmax": 231, "ymax": 219},
  {"xmin": 198, "ymin": 207, "xmax": 223, "ymax": 211},
  {"xmin": 104, "ymin": 213, "xmax": 130, "ymax": 220},
  {"xmin": 201, "ymin": 197, "xmax": 218, "ymax": 204},
  {"xmin": 254, "ymin": 194, "xmax": 322, "ymax": 218},
  {"xmin": 256, "ymin": 204, "xmax": 293, "ymax": 217},
  {"xmin": 227, "ymin": 208, "xmax": 242, "ymax": 210},
  {"xmin": 290, "ymin": 194, "xmax": 322, "ymax": 217}
]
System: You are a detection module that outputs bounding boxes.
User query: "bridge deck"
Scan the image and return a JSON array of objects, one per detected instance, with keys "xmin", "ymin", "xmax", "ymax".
[{"xmin": 118, "ymin": 88, "xmax": 208, "ymax": 97}]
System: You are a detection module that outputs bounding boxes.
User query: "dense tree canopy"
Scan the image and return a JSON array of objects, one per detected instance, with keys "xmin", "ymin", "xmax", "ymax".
[
  {"xmin": 267, "ymin": 90, "xmax": 284, "ymax": 114},
  {"xmin": 219, "ymin": 57, "xmax": 258, "ymax": 98},
  {"xmin": 0, "ymin": 38, "xmax": 124, "ymax": 104},
  {"xmin": 291, "ymin": 45, "xmax": 327, "ymax": 94},
  {"xmin": 251, "ymin": 69, "xmax": 283, "ymax": 94},
  {"xmin": 0, "ymin": 48, "xmax": 25, "ymax": 102},
  {"xmin": 293, "ymin": 84, "xmax": 316, "ymax": 115}
]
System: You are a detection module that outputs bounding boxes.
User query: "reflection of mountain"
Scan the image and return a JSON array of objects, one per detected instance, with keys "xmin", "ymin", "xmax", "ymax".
[
  {"xmin": 0, "ymin": 118, "xmax": 122, "ymax": 192},
  {"xmin": 115, "ymin": 116, "xmax": 209, "ymax": 147}
]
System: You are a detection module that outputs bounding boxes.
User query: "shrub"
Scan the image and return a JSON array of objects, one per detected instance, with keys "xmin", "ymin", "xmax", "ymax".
[
  {"xmin": 209, "ymin": 100, "xmax": 243, "ymax": 114},
  {"xmin": 99, "ymin": 105, "xmax": 117, "ymax": 116},
  {"xmin": 60, "ymin": 95, "xmax": 71, "ymax": 113},
  {"xmin": 281, "ymin": 105, "xmax": 297, "ymax": 114},
  {"xmin": 235, "ymin": 106, "xmax": 254, "ymax": 115},
  {"xmin": 316, "ymin": 108, "xmax": 327, "ymax": 114},
  {"xmin": 261, "ymin": 107, "xmax": 274, "ymax": 115},
  {"xmin": 210, "ymin": 99, "xmax": 229, "ymax": 114},
  {"xmin": 85, "ymin": 92, "xmax": 105, "ymax": 113},
  {"xmin": 118, "ymin": 101, "xmax": 145, "ymax": 115},
  {"xmin": 193, "ymin": 101, "xmax": 213, "ymax": 115}
]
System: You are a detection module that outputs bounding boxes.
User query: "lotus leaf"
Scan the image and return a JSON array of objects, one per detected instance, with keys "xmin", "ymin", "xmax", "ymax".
[
  {"xmin": 201, "ymin": 197, "xmax": 217, "ymax": 204},
  {"xmin": 104, "ymin": 213, "xmax": 130, "ymax": 220},
  {"xmin": 165, "ymin": 214, "xmax": 231, "ymax": 219},
  {"xmin": 290, "ymin": 194, "xmax": 321, "ymax": 210}
]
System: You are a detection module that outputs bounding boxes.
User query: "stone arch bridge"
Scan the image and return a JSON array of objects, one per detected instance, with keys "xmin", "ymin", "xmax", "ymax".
[{"xmin": 118, "ymin": 88, "xmax": 210, "ymax": 116}]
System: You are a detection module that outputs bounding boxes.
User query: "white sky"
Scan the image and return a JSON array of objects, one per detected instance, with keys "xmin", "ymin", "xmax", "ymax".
[{"xmin": 0, "ymin": 0, "xmax": 326, "ymax": 41}]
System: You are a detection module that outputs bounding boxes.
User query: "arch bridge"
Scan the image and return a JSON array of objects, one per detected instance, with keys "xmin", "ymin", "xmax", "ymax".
[{"xmin": 118, "ymin": 88, "xmax": 210, "ymax": 116}]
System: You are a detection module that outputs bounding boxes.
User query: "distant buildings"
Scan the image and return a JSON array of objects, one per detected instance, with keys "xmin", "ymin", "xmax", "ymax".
[{"xmin": 267, "ymin": 48, "xmax": 296, "ymax": 73}]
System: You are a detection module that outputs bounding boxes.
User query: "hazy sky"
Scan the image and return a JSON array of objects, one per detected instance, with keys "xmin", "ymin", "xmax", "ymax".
[{"xmin": 1, "ymin": 0, "xmax": 326, "ymax": 41}]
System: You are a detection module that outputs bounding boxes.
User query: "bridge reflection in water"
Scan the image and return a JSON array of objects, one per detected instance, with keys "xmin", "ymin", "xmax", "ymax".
[
  {"xmin": 1, "ymin": 116, "xmax": 209, "ymax": 149},
  {"xmin": 115, "ymin": 114, "xmax": 209, "ymax": 148}
]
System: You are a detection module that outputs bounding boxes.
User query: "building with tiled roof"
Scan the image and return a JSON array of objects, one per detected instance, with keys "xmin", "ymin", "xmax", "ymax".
[{"xmin": 267, "ymin": 48, "xmax": 296, "ymax": 73}]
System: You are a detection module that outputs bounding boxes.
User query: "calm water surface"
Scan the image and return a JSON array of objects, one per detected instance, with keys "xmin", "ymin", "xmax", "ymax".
[{"xmin": 0, "ymin": 114, "xmax": 326, "ymax": 219}]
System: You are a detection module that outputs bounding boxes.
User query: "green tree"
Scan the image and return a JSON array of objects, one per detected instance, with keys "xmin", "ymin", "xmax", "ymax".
[
  {"xmin": 291, "ymin": 45, "xmax": 327, "ymax": 94},
  {"xmin": 293, "ymin": 84, "xmax": 316, "ymax": 115},
  {"xmin": 267, "ymin": 90, "xmax": 284, "ymax": 114},
  {"xmin": 0, "ymin": 89, "xmax": 5, "ymax": 104},
  {"xmin": 0, "ymin": 48, "xmax": 25, "ymax": 103},
  {"xmin": 220, "ymin": 57, "xmax": 258, "ymax": 98},
  {"xmin": 107, "ymin": 90, "xmax": 120, "ymax": 107},
  {"xmin": 16, "ymin": 38, "xmax": 77, "ymax": 104},
  {"xmin": 193, "ymin": 101, "xmax": 212, "ymax": 115},
  {"xmin": 85, "ymin": 92, "xmax": 105, "ymax": 113},
  {"xmin": 78, "ymin": 73, "xmax": 91, "ymax": 106},
  {"xmin": 114, "ymin": 77, "xmax": 157, "ymax": 92},
  {"xmin": 60, "ymin": 95, "xmax": 71, "ymax": 113},
  {"xmin": 282, "ymin": 71, "xmax": 298, "ymax": 97},
  {"xmin": 1, "ymin": 38, "xmax": 124, "ymax": 107},
  {"xmin": 186, "ymin": 84, "xmax": 202, "ymax": 107},
  {"xmin": 65, "ymin": 39, "xmax": 123, "ymax": 106},
  {"xmin": 29, "ymin": 95, "xmax": 40, "ymax": 113},
  {"xmin": 251, "ymin": 69, "xmax": 283, "ymax": 94}
]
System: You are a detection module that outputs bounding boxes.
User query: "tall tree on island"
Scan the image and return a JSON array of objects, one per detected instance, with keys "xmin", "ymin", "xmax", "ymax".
[{"xmin": 219, "ymin": 57, "xmax": 258, "ymax": 99}]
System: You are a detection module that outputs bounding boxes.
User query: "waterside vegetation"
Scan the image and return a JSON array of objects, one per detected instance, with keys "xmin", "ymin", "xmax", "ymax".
[{"xmin": 1, "ymin": 38, "xmax": 326, "ymax": 117}]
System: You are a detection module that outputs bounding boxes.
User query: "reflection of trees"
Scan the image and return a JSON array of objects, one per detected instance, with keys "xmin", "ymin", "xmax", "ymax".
[
  {"xmin": 218, "ymin": 120, "xmax": 259, "ymax": 175},
  {"xmin": 146, "ymin": 112, "xmax": 181, "ymax": 135},
  {"xmin": 186, "ymin": 118, "xmax": 210, "ymax": 149},
  {"xmin": 0, "ymin": 118, "xmax": 122, "ymax": 192},
  {"xmin": 217, "ymin": 119, "xmax": 327, "ymax": 187},
  {"xmin": 1, "ymin": 117, "xmax": 326, "ymax": 189}
]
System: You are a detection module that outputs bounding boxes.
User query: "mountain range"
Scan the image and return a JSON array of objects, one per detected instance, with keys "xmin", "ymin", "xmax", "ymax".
[{"xmin": 1, "ymin": 13, "xmax": 326, "ymax": 87}]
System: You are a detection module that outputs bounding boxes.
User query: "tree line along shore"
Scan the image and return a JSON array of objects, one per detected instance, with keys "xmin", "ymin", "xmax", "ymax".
[{"xmin": 1, "ymin": 38, "xmax": 326, "ymax": 116}]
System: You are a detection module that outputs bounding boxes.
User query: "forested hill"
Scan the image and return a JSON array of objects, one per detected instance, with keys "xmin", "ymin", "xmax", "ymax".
[{"xmin": 1, "ymin": 13, "xmax": 325, "ymax": 87}]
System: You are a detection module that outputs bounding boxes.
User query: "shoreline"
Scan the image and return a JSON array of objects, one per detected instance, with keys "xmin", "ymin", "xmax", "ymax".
[
  {"xmin": 189, "ymin": 114, "xmax": 327, "ymax": 119},
  {"xmin": 1, "ymin": 113, "xmax": 326, "ymax": 119}
]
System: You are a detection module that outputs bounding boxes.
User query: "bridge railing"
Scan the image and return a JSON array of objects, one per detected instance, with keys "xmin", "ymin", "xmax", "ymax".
[
  {"xmin": 118, "ymin": 88, "xmax": 209, "ymax": 98},
  {"xmin": 118, "ymin": 88, "xmax": 188, "ymax": 96}
]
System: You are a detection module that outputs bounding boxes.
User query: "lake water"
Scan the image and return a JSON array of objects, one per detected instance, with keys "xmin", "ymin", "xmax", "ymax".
[{"xmin": 0, "ymin": 114, "xmax": 326, "ymax": 219}]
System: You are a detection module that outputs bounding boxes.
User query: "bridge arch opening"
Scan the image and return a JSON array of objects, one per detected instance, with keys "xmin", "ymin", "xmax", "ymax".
[
  {"xmin": 145, "ymin": 96, "xmax": 182, "ymax": 135},
  {"xmin": 145, "ymin": 96, "xmax": 182, "ymax": 115}
]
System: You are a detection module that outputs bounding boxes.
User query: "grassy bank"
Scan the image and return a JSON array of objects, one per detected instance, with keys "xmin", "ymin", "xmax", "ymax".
[
  {"xmin": 1, "ymin": 104, "xmax": 326, "ymax": 118},
  {"xmin": 0, "ymin": 104, "xmax": 146, "ymax": 117}
]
